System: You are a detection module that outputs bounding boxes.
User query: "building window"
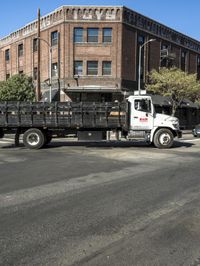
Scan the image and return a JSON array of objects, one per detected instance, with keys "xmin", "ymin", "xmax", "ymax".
[
  {"xmin": 181, "ymin": 51, "xmax": 187, "ymax": 71},
  {"xmin": 103, "ymin": 28, "xmax": 112, "ymax": 43},
  {"xmin": 160, "ymin": 44, "xmax": 169, "ymax": 67},
  {"xmin": 51, "ymin": 31, "xmax": 58, "ymax": 46},
  {"xmin": 87, "ymin": 61, "xmax": 98, "ymax": 75},
  {"xmin": 102, "ymin": 61, "xmax": 112, "ymax": 75},
  {"xmin": 74, "ymin": 28, "xmax": 83, "ymax": 43},
  {"xmin": 33, "ymin": 67, "xmax": 37, "ymax": 80},
  {"xmin": 19, "ymin": 70, "xmax": 24, "ymax": 75},
  {"xmin": 33, "ymin": 38, "xmax": 38, "ymax": 52},
  {"xmin": 197, "ymin": 56, "xmax": 200, "ymax": 79},
  {"xmin": 5, "ymin": 49, "xmax": 10, "ymax": 61},
  {"xmin": 74, "ymin": 61, "xmax": 83, "ymax": 75},
  {"xmin": 197, "ymin": 57, "xmax": 200, "ymax": 68},
  {"xmin": 6, "ymin": 73, "xmax": 10, "ymax": 80},
  {"xmin": 138, "ymin": 35, "xmax": 145, "ymax": 45},
  {"xmin": 87, "ymin": 28, "xmax": 99, "ymax": 43},
  {"xmin": 18, "ymin": 44, "xmax": 24, "ymax": 57},
  {"xmin": 52, "ymin": 62, "xmax": 58, "ymax": 77}
]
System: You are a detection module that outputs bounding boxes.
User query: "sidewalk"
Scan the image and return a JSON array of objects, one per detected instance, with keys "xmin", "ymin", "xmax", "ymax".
[{"xmin": 182, "ymin": 130, "xmax": 193, "ymax": 135}]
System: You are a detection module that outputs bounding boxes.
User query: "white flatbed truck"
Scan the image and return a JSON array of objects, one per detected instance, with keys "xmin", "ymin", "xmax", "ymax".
[{"xmin": 0, "ymin": 95, "xmax": 182, "ymax": 149}]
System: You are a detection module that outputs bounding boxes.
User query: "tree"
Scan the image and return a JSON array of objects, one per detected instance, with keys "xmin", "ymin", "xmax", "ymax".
[
  {"xmin": 146, "ymin": 67, "xmax": 200, "ymax": 116},
  {"xmin": 0, "ymin": 74, "xmax": 35, "ymax": 101}
]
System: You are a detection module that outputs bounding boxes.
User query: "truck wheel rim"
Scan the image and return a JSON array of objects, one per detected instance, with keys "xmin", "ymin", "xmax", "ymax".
[
  {"xmin": 27, "ymin": 133, "xmax": 40, "ymax": 146},
  {"xmin": 159, "ymin": 133, "xmax": 171, "ymax": 145}
]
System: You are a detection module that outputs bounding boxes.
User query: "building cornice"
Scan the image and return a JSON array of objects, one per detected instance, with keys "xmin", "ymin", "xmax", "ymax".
[
  {"xmin": 0, "ymin": 6, "xmax": 122, "ymax": 48},
  {"xmin": 0, "ymin": 5, "xmax": 200, "ymax": 54},
  {"xmin": 122, "ymin": 6, "xmax": 200, "ymax": 54}
]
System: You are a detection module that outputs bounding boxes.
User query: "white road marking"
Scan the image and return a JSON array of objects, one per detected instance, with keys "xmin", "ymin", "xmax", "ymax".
[
  {"xmin": 0, "ymin": 164, "xmax": 161, "ymax": 208},
  {"xmin": 0, "ymin": 140, "xmax": 13, "ymax": 144}
]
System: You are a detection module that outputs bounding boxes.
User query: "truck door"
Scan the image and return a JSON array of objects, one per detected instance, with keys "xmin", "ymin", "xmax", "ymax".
[{"xmin": 129, "ymin": 97, "xmax": 154, "ymax": 130}]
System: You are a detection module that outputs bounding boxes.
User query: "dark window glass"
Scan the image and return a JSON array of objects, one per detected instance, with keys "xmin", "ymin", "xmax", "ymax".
[
  {"xmin": 33, "ymin": 38, "xmax": 38, "ymax": 52},
  {"xmin": 19, "ymin": 70, "xmax": 24, "ymax": 75},
  {"xmin": 74, "ymin": 61, "xmax": 83, "ymax": 75},
  {"xmin": 5, "ymin": 49, "xmax": 10, "ymax": 61},
  {"xmin": 6, "ymin": 73, "xmax": 10, "ymax": 80},
  {"xmin": 197, "ymin": 57, "xmax": 200, "ymax": 68},
  {"xmin": 87, "ymin": 28, "xmax": 99, "ymax": 43},
  {"xmin": 134, "ymin": 99, "xmax": 151, "ymax": 113},
  {"xmin": 33, "ymin": 67, "xmax": 37, "ymax": 80},
  {"xmin": 102, "ymin": 61, "xmax": 112, "ymax": 75},
  {"xmin": 74, "ymin": 28, "xmax": 83, "ymax": 43},
  {"xmin": 197, "ymin": 57, "xmax": 200, "ymax": 79},
  {"xmin": 18, "ymin": 44, "xmax": 24, "ymax": 57},
  {"xmin": 52, "ymin": 62, "xmax": 58, "ymax": 77},
  {"xmin": 181, "ymin": 51, "xmax": 187, "ymax": 71},
  {"xmin": 51, "ymin": 31, "xmax": 58, "ymax": 46},
  {"xmin": 87, "ymin": 61, "xmax": 98, "ymax": 75},
  {"xmin": 138, "ymin": 35, "xmax": 145, "ymax": 45},
  {"xmin": 103, "ymin": 28, "xmax": 112, "ymax": 43}
]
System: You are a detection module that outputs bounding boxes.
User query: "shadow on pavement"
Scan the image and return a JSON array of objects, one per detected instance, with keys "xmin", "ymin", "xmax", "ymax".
[
  {"xmin": 0, "ymin": 139, "xmax": 194, "ymax": 150},
  {"xmin": 45, "ymin": 139, "xmax": 194, "ymax": 150}
]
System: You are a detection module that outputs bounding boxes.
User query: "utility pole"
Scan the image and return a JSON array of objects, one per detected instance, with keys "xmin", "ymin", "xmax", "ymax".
[
  {"xmin": 138, "ymin": 39, "xmax": 156, "ymax": 95},
  {"xmin": 36, "ymin": 8, "xmax": 41, "ymax": 101}
]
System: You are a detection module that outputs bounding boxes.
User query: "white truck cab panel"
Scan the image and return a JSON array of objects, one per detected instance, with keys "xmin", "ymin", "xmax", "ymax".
[
  {"xmin": 127, "ymin": 95, "xmax": 182, "ymax": 148},
  {"xmin": 128, "ymin": 95, "xmax": 154, "ymax": 130}
]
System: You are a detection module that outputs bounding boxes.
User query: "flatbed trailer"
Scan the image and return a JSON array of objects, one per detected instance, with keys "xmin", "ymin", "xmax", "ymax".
[{"xmin": 0, "ymin": 101, "xmax": 127, "ymax": 129}]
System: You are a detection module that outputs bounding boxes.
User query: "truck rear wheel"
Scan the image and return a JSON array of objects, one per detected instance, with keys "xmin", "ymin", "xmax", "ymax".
[
  {"xmin": 23, "ymin": 128, "xmax": 45, "ymax": 149},
  {"xmin": 153, "ymin": 128, "xmax": 174, "ymax": 149}
]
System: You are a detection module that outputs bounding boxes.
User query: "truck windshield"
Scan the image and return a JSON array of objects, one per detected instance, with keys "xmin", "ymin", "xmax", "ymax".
[{"xmin": 134, "ymin": 99, "xmax": 151, "ymax": 113}]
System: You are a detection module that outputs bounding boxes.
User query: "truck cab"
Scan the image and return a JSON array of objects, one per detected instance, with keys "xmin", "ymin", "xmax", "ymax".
[{"xmin": 127, "ymin": 95, "xmax": 182, "ymax": 148}]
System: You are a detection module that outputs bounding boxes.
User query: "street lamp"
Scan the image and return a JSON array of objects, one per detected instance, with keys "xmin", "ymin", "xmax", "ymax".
[
  {"xmin": 37, "ymin": 37, "xmax": 52, "ymax": 102},
  {"xmin": 138, "ymin": 38, "xmax": 156, "ymax": 95}
]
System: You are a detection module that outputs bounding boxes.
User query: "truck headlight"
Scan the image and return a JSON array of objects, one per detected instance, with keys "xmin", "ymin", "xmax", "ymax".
[{"xmin": 172, "ymin": 122, "xmax": 179, "ymax": 129}]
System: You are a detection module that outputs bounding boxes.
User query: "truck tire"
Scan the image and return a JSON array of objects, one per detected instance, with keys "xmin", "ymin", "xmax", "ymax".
[
  {"xmin": 23, "ymin": 128, "xmax": 45, "ymax": 149},
  {"xmin": 153, "ymin": 128, "xmax": 174, "ymax": 149}
]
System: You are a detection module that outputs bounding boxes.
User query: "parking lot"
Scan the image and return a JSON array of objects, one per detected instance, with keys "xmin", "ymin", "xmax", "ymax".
[{"xmin": 0, "ymin": 134, "xmax": 200, "ymax": 266}]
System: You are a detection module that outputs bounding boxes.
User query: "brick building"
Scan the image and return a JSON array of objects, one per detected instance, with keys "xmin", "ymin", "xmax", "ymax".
[{"xmin": 0, "ymin": 5, "xmax": 200, "ymax": 103}]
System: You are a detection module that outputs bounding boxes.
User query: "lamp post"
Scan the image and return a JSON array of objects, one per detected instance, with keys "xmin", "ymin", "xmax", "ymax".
[
  {"xmin": 37, "ymin": 37, "xmax": 52, "ymax": 102},
  {"xmin": 138, "ymin": 38, "xmax": 156, "ymax": 95}
]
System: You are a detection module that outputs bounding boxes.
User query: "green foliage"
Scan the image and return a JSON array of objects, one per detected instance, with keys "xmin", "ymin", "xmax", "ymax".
[
  {"xmin": 146, "ymin": 67, "xmax": 200, "ymax": 115},
  {"xmin": 0, "ymin": 74, "xmax": 35, "ymax": 101}
]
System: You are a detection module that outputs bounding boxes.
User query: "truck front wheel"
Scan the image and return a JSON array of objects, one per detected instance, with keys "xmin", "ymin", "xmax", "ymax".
[
  {"xmin": 153, "ymin": 129, "xmax": 174, "ymax": 149},
  {"xmin": 23, "ymin": 129, "xmax": 45, "ymax": 149}
]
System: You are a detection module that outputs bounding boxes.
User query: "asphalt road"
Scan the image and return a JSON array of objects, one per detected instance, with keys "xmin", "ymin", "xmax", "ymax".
[{"xmin": 0, "ymin": 136, "xmax": 200, "ymax": 266}]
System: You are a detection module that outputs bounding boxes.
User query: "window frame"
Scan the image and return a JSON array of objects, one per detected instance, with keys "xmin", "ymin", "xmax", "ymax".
[
  {"xmin": 87, "ymin": 61, "xmax": 98, "ymax": 76},
  {"xmin": 5, "ymin": 49, "xmax": 10, "ymax": 61},
  {"xmin": 18, "ymin": 43, "xmax": 24, "ymax": 57},
  {"xmin": 74, "ymin": 28, "xmax": 84, "ymax": 43},
  {"xmin": 33, "ymin": 67, "xmax": 38, "ymax": 80},
  {"xmin": 103, "ymin": 28, "xmax": 112, "ymax": 43},
  {"xmin": 51, "ymin": 31, "xmax": 58, "ymax": 46},
  {"xmin": 87, "ymin": 28, "xmax": 99, "ymax": 43},
  {"xmin": 33, "ymin": 38, "xmax": 38, "ymax": 52},
  {"xmin": 74, "ymin": 61, "xmax": 83, "ymax": 76},
  {"xmin": 102, "ymin": 61, "xmax": 112, "ymax": 76},
  {"xmin": 51, "ymin": 62, "xmax": 58, "ymax": 78}
]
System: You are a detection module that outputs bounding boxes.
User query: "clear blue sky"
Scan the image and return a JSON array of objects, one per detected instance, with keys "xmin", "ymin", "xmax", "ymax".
[{"xmin": 0, "ymin": 0, "xmax": 199, "ymax": 41}]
